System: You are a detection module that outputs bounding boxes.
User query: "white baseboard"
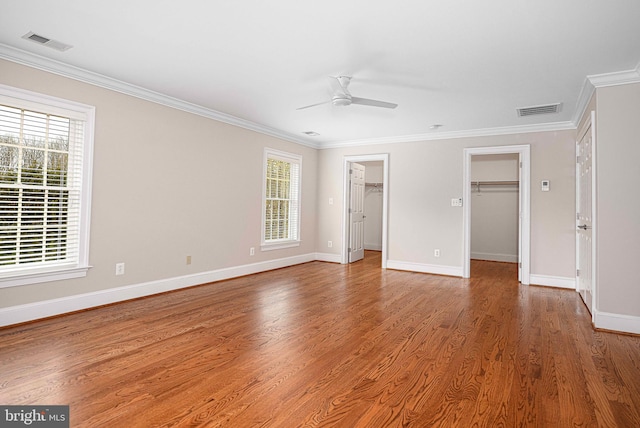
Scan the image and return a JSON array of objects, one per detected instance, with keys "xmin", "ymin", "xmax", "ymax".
[
  {"xmin": 529, "ymin": 274, "xmax": 575, "ymax": 289},
  {"xmin": 386, "ymin": 260, "xmax": 463, "ymax": 277},
  {"xmin": 364, "ymin": 243, "xmax": 382, "ymax": 251},
  {"xmin": 314, "ymin": 252, "xmax": 342, "ymax": 263},
  {"xmin": 471, "ymin": 252, "xmax": 518, "ymax": 263},
  {"xmin": 0, "ymin": 253, "xmax": 316, "ymax": 327},
  {"xmin": 594, "ymin": 311, "xmax": 640, "ymax": 335}
]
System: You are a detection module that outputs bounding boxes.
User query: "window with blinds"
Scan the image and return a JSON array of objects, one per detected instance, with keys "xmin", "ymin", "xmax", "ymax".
[
  {"xmin": 262, "ymin": 148, "xmax": 301, "ymax": 249},
  {"xmin": 0, "ymin": 85, "xmax": 94, "ymax": 287}
]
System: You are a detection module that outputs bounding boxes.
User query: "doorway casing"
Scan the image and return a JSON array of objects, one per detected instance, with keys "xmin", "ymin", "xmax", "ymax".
[
  {"xmin": 463, "ymin": 145, "xmax": 530, "ymax": 284},
  {"xmin": 342, "ymin": 154, "xmax": 389, "ymax": 268}
]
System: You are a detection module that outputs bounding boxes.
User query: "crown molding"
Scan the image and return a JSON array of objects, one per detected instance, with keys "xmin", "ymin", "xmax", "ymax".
[
  {"xmin": 572, "ymin": 77, "xmax": 596, "ymax": 127},
  {"xmin": 587, "ymin": 62, "xmax": 640, "ymax": 88},
  {"xmin": 572, "ymin": 62, "xmax": 640, "ymax": 126},
  {"xmin": 319, "ymin": 121, "xmax": 576, "ymax": 149},
  {"xmin": 0, "ymin": 43, "xmax": 319, "ymax": 149}
]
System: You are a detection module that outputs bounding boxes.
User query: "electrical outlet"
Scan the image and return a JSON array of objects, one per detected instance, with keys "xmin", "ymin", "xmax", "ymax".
[
  {"xmin": 329, "ymin": 198, "xmax": 334, "ymax": 205},
  {"xmin": 434, "ymin": 249, "xmax": 440, "ymax": 257},
  {"xmin": 186, "ymin": 255, "xmax": 192, "ymax": 265},
  {"xmin": 328, "ymin": 241, "xmax": 332, "ymax": 248},
  {"xmin": 115, "ymin": 262, "xmax": 125, "ymax": 275},
  {"xmin": 250, "ymin": 247, "xmax": 255, "ymax": 256}
]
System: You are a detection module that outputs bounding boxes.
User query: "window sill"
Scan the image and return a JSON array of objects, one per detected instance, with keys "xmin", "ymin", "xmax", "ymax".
[
  {"xmin": 261, "ymin": 241, "xmax": 301, "ymax": 252},
  {"xmin": 0, "ymin": 265, "xmax": 91, "ymax": 289}
]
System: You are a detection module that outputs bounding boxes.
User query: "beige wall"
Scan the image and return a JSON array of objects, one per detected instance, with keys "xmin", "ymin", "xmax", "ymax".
[
  {"xmin": 317, "ymin": 130, "xmax": 576, "ymax": 278},
  {"xmin": 595, "ymin": 83, "xmax": 640, "ymax": 317},
  {"xmin": 0, "ymin": 59, "xmax": 318, "ymax": 308}
]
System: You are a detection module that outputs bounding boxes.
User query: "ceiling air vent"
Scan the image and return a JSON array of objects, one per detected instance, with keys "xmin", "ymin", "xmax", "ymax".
[
  {"xmin": 517, "ymin": 103, "xmax": 562, "ymax": 117},
  {"xmin": 22, "ymin": 31, "xmax": 73, "ymax": 52}
]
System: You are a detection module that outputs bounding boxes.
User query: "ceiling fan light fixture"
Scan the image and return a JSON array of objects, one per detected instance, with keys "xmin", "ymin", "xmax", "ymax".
[{"xmin": 332, "ymin": 96, "xmax": 352, "ymax": 107}]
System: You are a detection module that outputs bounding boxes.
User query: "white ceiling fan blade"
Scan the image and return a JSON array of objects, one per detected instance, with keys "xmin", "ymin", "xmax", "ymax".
[
  {"xmin": 350, "ymin": 97, "xmax": 398, "ymax": 109},
  {"xmin": 296, "ymin": 100, "xmax": 331, "ymax": 110}
]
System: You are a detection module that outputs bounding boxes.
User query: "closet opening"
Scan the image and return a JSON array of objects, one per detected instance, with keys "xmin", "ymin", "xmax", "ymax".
[
  {"xmin": 470, "ymin": 154, "xmax": 520, "ymax": 278},
  {"xmin": 462, "ymin": 145, "xmax": 530, "ymax": 284}
]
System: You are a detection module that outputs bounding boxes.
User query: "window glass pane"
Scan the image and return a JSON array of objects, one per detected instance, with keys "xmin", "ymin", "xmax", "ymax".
[
  {"xmin": 21, "ymin": 148, "xmax": 45, "ymax": 185},
  {"xmin": 47, "ymin": 152, "xmax": 68, "ymax": 187},
  {"xmin": 0, "ymin": 145, "xmax": 19, "ymax": 184},
  {"xmin": 0, "ymin": 106, "xmax": 21, "ymax": 140},
  {"xmin": 48, "ymin": 116, "xmax": 70, "ymax": 151},
  {"xmin": 22, "ymin": 111, "xmax": 47, "ymax": 148}
]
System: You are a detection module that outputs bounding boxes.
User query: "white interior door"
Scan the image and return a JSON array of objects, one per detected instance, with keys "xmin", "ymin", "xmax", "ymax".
[
  {"xmin": 349, "ymin": 162, "xmax": 365, "ymax": 262},
  {"xmin": 576, "ymin": 112, "xmax": 595, "ymax": 314}
]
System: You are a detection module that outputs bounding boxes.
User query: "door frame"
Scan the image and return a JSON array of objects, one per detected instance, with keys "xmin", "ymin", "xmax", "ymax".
[
  {"xmin": 342, "ymin": 154, "xmax": 389, "ymax": 268},
  {"xmin": 463, "ymin": 145, "xmax": 530, "ymax": 284}
]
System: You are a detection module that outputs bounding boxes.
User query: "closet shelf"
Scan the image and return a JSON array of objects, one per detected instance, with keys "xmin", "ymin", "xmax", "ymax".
[{"xmin": 365, "ymin": 182, "xmax": 383, "ymax": 187}]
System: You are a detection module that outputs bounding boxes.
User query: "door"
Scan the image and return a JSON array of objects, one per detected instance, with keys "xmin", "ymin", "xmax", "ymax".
[
  {"xmin": 349, "ymin": 162, "xmax": 365, "ymax": 262},
  {"xmin": 576, "ymin": 112, "xmax": 595, "ymax": 314}
]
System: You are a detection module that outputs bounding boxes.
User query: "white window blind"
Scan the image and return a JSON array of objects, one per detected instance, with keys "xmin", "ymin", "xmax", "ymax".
[
  {"xmin": 0, "ymin": 85, "xmax": 94, "ymax": 287},
  {"xmin": 262, "ymin": 149, "xmax": 301, "ymax": 249}
]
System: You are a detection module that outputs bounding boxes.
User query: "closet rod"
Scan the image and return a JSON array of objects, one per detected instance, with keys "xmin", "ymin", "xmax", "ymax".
[
  {"xmin": 472, "ymin": 180, "xmax": 519, "ymax": 186},
  {"xmin": 472, "ymin": 180, "xmax": 519, "ymax": 192}
]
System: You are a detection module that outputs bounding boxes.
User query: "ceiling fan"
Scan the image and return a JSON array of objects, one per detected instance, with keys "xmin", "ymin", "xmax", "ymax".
[{"xmin": 297, "ymin": 76, "xmax": 398, "ymax": 110}]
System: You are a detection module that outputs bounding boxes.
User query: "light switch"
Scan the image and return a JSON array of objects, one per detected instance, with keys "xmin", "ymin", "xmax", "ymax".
[{"xmin": 541, "ymin": 180, "xmax": 550, "ymax": 192}]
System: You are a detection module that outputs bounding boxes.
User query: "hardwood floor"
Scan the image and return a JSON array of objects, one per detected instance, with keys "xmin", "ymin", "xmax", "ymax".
[{"xmin": 1, "ymin": 251, "xmax": 639, "ymax": 427}]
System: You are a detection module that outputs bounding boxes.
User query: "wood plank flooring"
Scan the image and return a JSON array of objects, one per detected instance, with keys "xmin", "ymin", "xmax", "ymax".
[{"xmin": 1, "ymin": 252, "xmax": 639, "ymax": 427}]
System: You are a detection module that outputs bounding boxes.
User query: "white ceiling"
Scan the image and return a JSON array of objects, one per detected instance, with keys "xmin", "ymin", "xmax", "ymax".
[{"xmin": 1, "ymin": 0, "xmax": 639, "ymax": 148}]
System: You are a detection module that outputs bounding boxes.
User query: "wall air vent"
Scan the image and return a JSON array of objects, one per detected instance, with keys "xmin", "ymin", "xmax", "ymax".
[
  {"xmin": 22, "ymin": 32, "xmax": 73, "ymax": 52},
  {"xmin": 517, "ymin": 103, "xmax": 562, "ymax": 117}
]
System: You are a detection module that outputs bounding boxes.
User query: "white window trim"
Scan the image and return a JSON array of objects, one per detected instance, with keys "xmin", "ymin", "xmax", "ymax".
[
  {"xmin": 261, "ymin": 148, "xmax": 302, "ymax": 251},
  {"xmin": 0, "ymin": 84, "xmax": 95, "ymax": 288}
]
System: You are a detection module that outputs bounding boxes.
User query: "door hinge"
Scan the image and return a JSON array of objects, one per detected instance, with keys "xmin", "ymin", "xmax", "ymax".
[
  {"xmin": 519, "ymin": 161, "xmax": 522, "ymax": 168},
  {"xmin": 519, "ymin": 262, "xmax": 522, "ymax": 268},
  {"xmin": 577, "ymin": 155, "xmax": 580, "ymax": 163},
  {"xmin": 349, "ymin": 169, "xmax": 353, "ymax": 174},
  {"xmin": 577, "ymin": 212, "xmax": 580, "ymax": 220},
  {"xmin": 577, "ymin": 269, "xmax": 580, "ymax": 277},
  {"xmin": 348, "ymin": 208, "xmax": 352, "ymax": 214},
  {"xmin": 348, "ymin": 247, "xmax": 352, "ymax": 252}
]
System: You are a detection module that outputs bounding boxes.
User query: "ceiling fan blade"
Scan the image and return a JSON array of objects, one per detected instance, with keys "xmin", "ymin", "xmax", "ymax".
[
  {"xmin": 296, "ymin": 100, "xmax": 331, "ymax": 110},
  {"xmin": 350, "ymin": 97, "xmax": 398, "ymax": 109}
]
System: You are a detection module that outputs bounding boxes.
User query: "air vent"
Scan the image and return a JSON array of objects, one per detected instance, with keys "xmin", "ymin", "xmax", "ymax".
[
  {"xmin": 22, "ymin": 32, "xmax": 73, "ymax": 52},
  {"xmin": 517, "ymin": 103, "xmax": 562, "ymax": 117}
]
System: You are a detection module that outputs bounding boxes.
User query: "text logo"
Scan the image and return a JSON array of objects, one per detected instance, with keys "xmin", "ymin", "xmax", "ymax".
[{"xmin": 0, "ymin": 406, "xmax": 69, "ymax": 427}]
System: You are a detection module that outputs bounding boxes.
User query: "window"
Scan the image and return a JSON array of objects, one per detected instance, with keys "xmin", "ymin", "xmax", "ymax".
[
  {"xmin": 262, "ymin": 148, "xmax": 301, "ymax": 250},
  {"xmin": 0, "ymin": 84, "xmax": 94, "ymax": 287}
]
